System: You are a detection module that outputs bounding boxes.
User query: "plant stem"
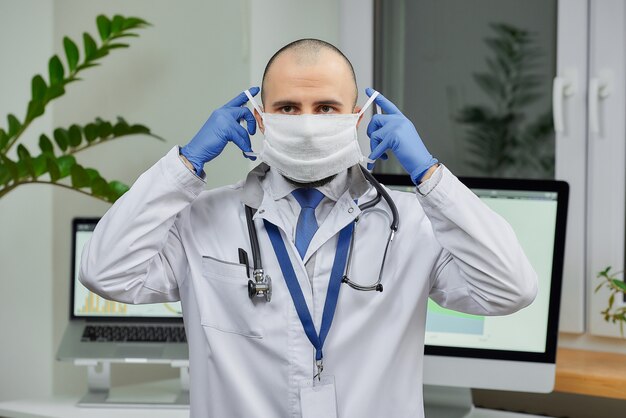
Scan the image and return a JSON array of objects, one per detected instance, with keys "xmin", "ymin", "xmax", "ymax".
[
  {"xmin": 66, "ymin": 132, "xmax": 162, "ymax": 155},
  {"xmin": 0, "ymin": 179, "xmax": 109, "ymax": 203}
]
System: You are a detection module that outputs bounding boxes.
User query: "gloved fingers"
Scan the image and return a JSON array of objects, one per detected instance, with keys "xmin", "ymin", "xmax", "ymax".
[
  {"xmin": 230, "ymin": 107, "xmax": 257, "ymax": 135},
  {"xmin": 365, "ymin": 87, "xmax": 401, "ymax": 115},
  {"xmin": 224, "ymin": 86, "xmax": 260, "ymax": 108},
  {"xmin": 368, "ymin": 129, "xmax": 393, "ymax": 161},
  {"xmin": 366, "ymin": 133, "xmax": 389, "ymax": 169},
  {"xmin": 366, "ymin": 114, "xmax": 387, "ymax": 138},
  {"xmin": 229, "ymin": 123, "xmax": 255, "ymax": 159}
]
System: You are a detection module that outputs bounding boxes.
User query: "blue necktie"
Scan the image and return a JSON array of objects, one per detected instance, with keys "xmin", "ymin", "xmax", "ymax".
[{"xmin": 292, "ymin": 188, "xmax": 325, "ymax": 259}]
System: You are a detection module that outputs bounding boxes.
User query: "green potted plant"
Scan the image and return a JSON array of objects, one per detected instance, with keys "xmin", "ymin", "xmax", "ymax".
[
  {"xmin": 457, "ymin": 23, "xmax": 554, "ymax": 179},
  {"xmin": 0, "ymin": 13, "xmax": 163, "ymax": 203},
  {"xmin": 595, "ymin": 266, "xmax": 626, "ymax": 336}
]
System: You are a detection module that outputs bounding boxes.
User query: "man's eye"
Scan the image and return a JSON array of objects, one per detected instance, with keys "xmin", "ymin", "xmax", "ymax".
[
  {"xmin": 281, "ymin": 106, "xmax": 295, "ymax": 113},
  {"xmin": 320, "ymin": 105, "xmax": 334, "ymax": 113}
]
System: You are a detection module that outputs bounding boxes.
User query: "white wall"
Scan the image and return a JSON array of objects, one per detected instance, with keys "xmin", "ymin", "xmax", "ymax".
[{"xmin": 0, "ymin": 0, "xmax": 54, "ymax": 401}]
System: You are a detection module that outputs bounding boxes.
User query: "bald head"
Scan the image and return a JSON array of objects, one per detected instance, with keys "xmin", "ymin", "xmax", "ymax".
[{"xmin": 260, "ymin": 39, "xmax": 358, "ymax": 109}]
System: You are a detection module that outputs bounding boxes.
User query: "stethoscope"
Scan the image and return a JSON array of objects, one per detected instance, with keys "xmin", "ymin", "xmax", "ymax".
[{"xmin": 242, "ymin": 165, "xmax": 399, "ymax": 302}]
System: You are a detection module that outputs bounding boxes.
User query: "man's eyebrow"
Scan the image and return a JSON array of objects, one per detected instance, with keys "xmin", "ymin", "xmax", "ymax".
[
  {"xmin": 271, "ymin": 100, "xmax": 300, "ymax": 107},
  {"xmin": 312, "ymin": 100, "xmax": 344, "ymax": 106},
  {"xmin": 270, "ymin": 99, "xmax": 345, "ymax": 107}
]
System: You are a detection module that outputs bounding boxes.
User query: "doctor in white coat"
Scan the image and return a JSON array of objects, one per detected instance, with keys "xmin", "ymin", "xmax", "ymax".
[{"xmin": 80, "ymin": 38, "xmax": 538, "ymax": 417}]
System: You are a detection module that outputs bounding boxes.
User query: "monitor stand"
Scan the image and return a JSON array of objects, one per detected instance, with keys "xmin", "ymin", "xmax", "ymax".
[
  {"xmin": 424, "ymin": 385, "xmax": 474, "ymax": 417},
  {"xmin": 74, "ymin": 359, "xmax": 189, "ymax": 408}
]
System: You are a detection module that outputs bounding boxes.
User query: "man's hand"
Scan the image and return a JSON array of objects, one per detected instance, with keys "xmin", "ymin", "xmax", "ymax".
[
  {"xmin": 365, "ymin": 88, "xmax": 438, "ymax": 184},
  {"xmin": 180, "ymin": 87, "xmax": 259, "ymax": 175}
]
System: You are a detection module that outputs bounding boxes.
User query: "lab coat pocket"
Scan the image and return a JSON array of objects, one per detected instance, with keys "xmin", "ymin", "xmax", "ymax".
[{"xmin": 199, "ymin": 255, "xmax": 263, "ymax": 338}]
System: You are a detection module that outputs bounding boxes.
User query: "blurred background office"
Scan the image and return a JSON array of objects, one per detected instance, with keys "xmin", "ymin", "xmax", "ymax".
[{"xmin": 1, "ymin": 0, "xmax": 626, "ymax": 416}]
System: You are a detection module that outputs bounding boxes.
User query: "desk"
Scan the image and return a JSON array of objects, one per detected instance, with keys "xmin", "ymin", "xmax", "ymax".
[
  {"xmin": 555, "ymin": 347, "xmax": 626, "ymax": 400},
  {"xmin": 0, "ymin": 378, "xmax": 188, "ymax": 418}
]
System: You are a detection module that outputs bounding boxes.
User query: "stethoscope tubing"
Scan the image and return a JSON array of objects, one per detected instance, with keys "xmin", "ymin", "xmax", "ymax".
[{"xmin": 244, "ymin": 166, "xmax": 399, "ymax": 293}]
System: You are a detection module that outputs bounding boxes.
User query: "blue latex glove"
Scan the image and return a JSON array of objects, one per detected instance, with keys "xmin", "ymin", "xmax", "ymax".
[
  {"xmin": 180, "ymin": 87, "xmax": 259, "ymax": 175},
  {"xmin": 365, "ymin": 87, "xmax": 438, "ymax": 184}
]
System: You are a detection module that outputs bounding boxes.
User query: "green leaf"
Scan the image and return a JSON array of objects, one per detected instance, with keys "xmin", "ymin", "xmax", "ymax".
[
  {"xmin": 31, "ymin": 75, "xmax": 47, "ymax": 101},
  {"xmin": 63, "ymin": 36, "xmax": 80, "ymax": 72},
  {"xmin": 109, "ymin": 33, "xmax": 139, "ymax": 40},
  {"xmin": 83, "ymin": 32, "xmax": 98, "ymax": 60},
  {"xmin": 32, "ymin": 154, "xmax": 47, "ymax": 177},
  {"xmin": 106, "ymin": 43, "xmax": 129, "ymax": 50},
  {"xmin": 0, "ymin": 129, "xmax": 7, "ymax": 149},
  {"xmin": 95, "ymin": 119, "xmax": 113, "ymax": 138},
  {"xmin": 594, "ymin": 282, "xmax": 605, "ymax": 293},
  {"xmin": 91, "ymin": 176, "xmax": 108, "ymax": 197},
  {"xmin": 76, "ymin": 62, "xmax": 100, "ymax": 72},
  {"xmin": 70, "ymin": 164, "xmax": 90, "ymax": 188},
  {"xmin": 48, "ymin": 55, "xmax": 65, "ymax": 85},
  {"xmin": 128, "ymin": 123, "xmax": 150, "ymax": 135},
  {"xmin": 39, "ymin": 134, "xmax": 54, "ymax": 154},
  {"xmin": 609, "ymin": 293, "xmax": 615, "ymax": 310},
  {"xmin": 1, "ymin": 155, "xmax": 19, "ymax": 182},
  {"xmin": 113, "ymin": 117, "xmax": 130, "ymax": 135},
  {"xmin": 84, "ymin": 168, "xmax": 100, "ymax": 182},
  {"xmin": 16, "ymin": 144, "xmax": 35, "ymax": 178},
  {"xmin": 44, "ymin": 83, "xmax": 65, "ymax": 102},
  {"xmin": 96, "ymin": 15, "xmax": 112, "ymax": 41},
  {"xmin": 25, "ymin": 99, "xmax": 45, "ymax": 121},
  {"xmin": 53, "ymin": 128, "xmax": 70, "ymax": 151},
  {"xmin": 91, "ymin": 48, "xmax": 110, "ymax": 60},
  {"xmin": 122, "ymin": 17, "xmax": 150, "ymax": 29},
  {"xmin": 0, "ymin": 163, "xmax": 9, "ymax": 186},
  {"xmin": 84, "ymin": 123, "xmax": 98, "ymax": 142},
  {"xmin": 111, "ymin": 15, "xmax": 124, "ymax": 34},
  {"xmin": 46, "ymin": 156, "xmax": 60, "ymax": 182},
  {"xmin": 68, "ymin": 124, "xmax": 82, "ymax": 147},
  {"xmin": 56, "ymin": 154, "xmax": 76, "ymax": 178},
  {"xmin": 612, "ymin": 279, "xmax": 626, "ymax": 293},
  {"xmin": 7, "ymin": 114, "xmax": 21, "ymax": 137},
  {"xmin": 108, "ymin": 180, "xmax": 129, "ymax": 200}
]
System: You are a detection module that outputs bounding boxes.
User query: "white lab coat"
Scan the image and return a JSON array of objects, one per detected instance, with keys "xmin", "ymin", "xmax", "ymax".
[{"xmin": 79, "ymin": 145, "xmax": 537, "ymax": 418}]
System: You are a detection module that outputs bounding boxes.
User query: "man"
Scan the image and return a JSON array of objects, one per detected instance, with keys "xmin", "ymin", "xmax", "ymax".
[{"xmin": 80, "ymin": 39, "xmax": 537, "ymax": 417}]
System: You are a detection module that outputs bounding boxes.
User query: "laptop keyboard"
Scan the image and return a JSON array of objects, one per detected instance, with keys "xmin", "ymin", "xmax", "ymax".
[{"xmin": 81, "ymin": 325, "xmax": 187, "ymax": 343}]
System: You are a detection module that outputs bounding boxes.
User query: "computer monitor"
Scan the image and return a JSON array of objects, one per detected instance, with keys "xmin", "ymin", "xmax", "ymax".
[
  {"xmin": 71, "ymin": 218, "xmax": 183, "ymax": 321},
  {"xmin": 374, "ymin": 173, "xmax": 567, "ymax": 415}
]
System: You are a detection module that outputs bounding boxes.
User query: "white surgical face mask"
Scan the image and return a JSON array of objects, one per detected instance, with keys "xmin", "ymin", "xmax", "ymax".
[{"xmin": 243, "ymin": 89, "xmax": 381, "ymax": 183}]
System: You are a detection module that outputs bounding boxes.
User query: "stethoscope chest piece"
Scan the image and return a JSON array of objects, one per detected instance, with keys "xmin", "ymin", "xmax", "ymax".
[{"xmin": 248, "ymin": 269, "xmax": 272, "ymax": 302}]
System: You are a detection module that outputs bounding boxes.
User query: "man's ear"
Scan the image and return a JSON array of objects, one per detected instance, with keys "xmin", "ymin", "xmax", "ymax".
[
  {"xmin": 354, "ymin": 105, "xmax": 364, "ymax": 128},
  {"xmin": 254, "ymin": 108, "xmax": 265, "ymax": 133}
]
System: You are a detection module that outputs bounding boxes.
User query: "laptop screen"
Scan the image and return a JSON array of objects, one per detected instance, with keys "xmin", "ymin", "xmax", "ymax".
[{"xmin": 71, "ymin": 219, "xmax": 183, "ymax": 319}]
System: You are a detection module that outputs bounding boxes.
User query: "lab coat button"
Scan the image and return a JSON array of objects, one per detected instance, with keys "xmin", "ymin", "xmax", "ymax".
[
  {"xmin": 348, "ymin": 207, "xmax": 354, "ymax": 213},
  {"xmin": 258, "ymin": 209, "xmax": 265, "ymax": 214}
]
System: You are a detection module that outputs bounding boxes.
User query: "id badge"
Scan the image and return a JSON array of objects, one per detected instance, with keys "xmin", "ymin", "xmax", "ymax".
[{"xmin": 299, "ymin": 375, "xmax": 338, "ymax": 418}]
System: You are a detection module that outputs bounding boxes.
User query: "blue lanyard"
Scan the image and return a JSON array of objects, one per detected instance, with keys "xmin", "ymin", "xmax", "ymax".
[{"xmin": 264, "ymin": 219, "xmax": 354, "ymax": 362}]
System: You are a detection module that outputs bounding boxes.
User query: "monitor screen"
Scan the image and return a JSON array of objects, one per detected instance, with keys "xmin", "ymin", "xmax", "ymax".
[
  {"xmin": 424, "ymin": 188, "xmax": 557, "ymax": 353},
  {"xmin": 72, "ymin": 220, "xmax": 183, "ymax": 319},
  {"xmin": 377, "ymin": 175, "xmax": 567, "ymax": 394},
  {"xmin": 378, "ymin": 181, "xmax": 559, "ymax": 357}
]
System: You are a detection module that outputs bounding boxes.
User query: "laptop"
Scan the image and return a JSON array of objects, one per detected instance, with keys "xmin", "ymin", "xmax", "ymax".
[{"xmin": 56, "ymin": 217, "xmax": 189, "ymax": 363}]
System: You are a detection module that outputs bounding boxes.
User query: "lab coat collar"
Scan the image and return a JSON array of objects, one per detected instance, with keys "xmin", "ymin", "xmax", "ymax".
[
  {"xmin": 239, "ymin": 162, "xmax": 371, "ymax": 209},
  {"xmin": 240, "ymin": 162, "xmax": 375, "ymax": 264},
  {"xmin": 266, "ymin": 164, "xmax": 369, "ymax": 203}
]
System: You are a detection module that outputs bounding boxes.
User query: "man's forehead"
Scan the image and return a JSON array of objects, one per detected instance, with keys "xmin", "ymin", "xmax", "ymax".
[{"xmin": 262, "ymin": 48, "xmax": 357, "ymax": 106}]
